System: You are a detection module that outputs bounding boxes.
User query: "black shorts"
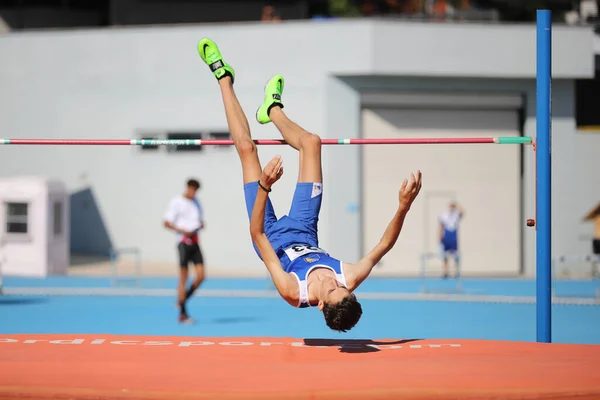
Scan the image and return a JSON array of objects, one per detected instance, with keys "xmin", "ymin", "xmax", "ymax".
[
  {"xmin": 593, "ymin": 239, "xmax": 600, "ymax": 255},
  {"xmin": 178, "ymin": 242, "xmax": 204, "ymax": 268}
]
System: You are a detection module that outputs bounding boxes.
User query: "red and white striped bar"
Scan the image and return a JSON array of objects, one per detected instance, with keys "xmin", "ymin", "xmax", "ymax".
[{"xmin": 1, "ymin": 137, "xmax": 533, "ymax": 146}]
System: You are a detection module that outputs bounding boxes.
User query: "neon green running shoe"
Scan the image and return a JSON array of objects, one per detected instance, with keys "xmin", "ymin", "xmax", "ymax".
[
  {"xmin": 256, "ymin": 75, "xmax": 284, "ymax": 124},
  {"xmin": 197, "ymin": 38, "xmax": 235, "ymax": 83}
]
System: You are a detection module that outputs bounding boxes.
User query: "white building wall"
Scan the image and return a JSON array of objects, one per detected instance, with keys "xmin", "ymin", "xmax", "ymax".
[
  {"xmin": 361, "ymin": 108, "xmax": 521, "ymax": 276},
  {"xmin": 342, "ymin": 76, "xmax": 600, "ymax": 276}
]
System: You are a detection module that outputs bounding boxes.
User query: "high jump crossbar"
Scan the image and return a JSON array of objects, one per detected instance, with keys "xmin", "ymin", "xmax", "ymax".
[{"xmin": 0, "ymin": 137, "xmax": 533, "ymax": 146}]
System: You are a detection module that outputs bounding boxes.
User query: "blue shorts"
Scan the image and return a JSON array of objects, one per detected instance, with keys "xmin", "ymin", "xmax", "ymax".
[
  {"xmin": 441, "ymin": 229, "xmax": 458, "ymax": 256},
  {"xmin": 441, "ymin": 231, "xmax": 458, "ymax": 255},
  {"xmin": 244, "ymin": 181, "xmax": 323, "ymax": 258},
  {"xmin": 442, "ymin": 241, "xmax": 458, "ymax": 253}
]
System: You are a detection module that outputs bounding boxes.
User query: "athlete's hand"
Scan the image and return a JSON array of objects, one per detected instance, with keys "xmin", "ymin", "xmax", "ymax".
[
  {"xmin": 399, "ymin": 170, "xmax": 422, "ymax": 211},
  {"xmin": 260, "ymin": 155, "xmax": 284, "ymax": 190}
]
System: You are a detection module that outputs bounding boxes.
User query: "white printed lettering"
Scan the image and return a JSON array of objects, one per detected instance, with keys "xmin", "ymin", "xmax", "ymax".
[
  {"xmin": 178, "ymin": 341, "xmax": 214, "ymax": 347},
  {"xmin": 49, "ymin": 339, "xmax": 84, "ymax": 344},
  {"xmin": 2, "ymin": 336, "xmax": 465, "ymax": 352},
  {"xmin": 219, "ymin": 342, "xmax": 253, "ymax": 346},
  {"xmin": 284, "ymin": 245, "xmax": 327, "ymax": 262},
  {"xmin": 143, "ymin": 341, "xmax": 173, "ymax": 346}
]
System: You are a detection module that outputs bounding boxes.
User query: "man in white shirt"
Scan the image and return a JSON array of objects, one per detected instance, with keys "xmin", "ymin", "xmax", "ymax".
[
  {"xmin": 439, "ymin": 202, "xmax": 464, "ymax": 279},
  {"xmin": 163, "ymin": 178, "xmax": 205, "ymax": 324}
]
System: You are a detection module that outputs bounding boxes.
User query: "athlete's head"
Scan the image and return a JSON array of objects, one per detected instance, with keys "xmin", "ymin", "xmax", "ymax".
[
  {"xmin": 185, "ymin": 178, "xmax": 200, "ymax": 198},
  {"xmin": 317, "ymin": 278, "xmax": 363, "ymax": 332}
]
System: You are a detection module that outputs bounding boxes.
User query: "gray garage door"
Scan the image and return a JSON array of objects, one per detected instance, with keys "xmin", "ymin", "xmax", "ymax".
[{"xmin": 361, "ymin": 108, "xmax": 521, "ymax": 276}]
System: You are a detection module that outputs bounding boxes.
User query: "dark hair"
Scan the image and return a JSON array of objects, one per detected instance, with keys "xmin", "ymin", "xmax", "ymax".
[
  {"xmin": 187, "ymin": 179, "xmax": 200, "ymax": 190},
  {"xmin": 322, "ymin": 294, "xmax": 363, "ymax": 332}
]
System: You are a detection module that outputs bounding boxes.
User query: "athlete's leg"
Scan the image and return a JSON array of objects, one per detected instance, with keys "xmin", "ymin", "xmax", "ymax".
[
  {"xmin": 218, "ymin": 77, "xmax": 278, "ymax": 225},
  {"xmin": 185, "ymin": 246, "xmax": 205, "ymax": 301},
  {"xmin": 198, "ymin": 38, "xmax": 277, "ymax": 240},
  {"xmin": 271, "ymin": 107, "xmax": 322, "ymax": 183},
  {"xmin": 453, "ymin": 251, "xmax": 461, "ymax": 278},
  {"xmin": 177, "ymin": 266, "xmax": 189, "ymax": 310},
  {"xmin": 198, "ymin": 38, "xmax": 261, "ymax": 184},
  {"xmin": 442, "ymin": 253, "xmax": 449, "ymax": 279},
  {"xmin": 176, "ymin": 243, "xmax": 193, "ymax": 322},
  {"xmin": 217, "ymin": 76, "xmax": 261, "ymax": 183},
  {"xmin": 256, "ymin": 75, "xmax": 322, "ymax": 183},
  {"xmin": 185, "ymin": 262, "xmax": 205, "ymax": 299},
  {"xmin": 256, "ymin": 75, "xmax": 322, "ymax": 245}
]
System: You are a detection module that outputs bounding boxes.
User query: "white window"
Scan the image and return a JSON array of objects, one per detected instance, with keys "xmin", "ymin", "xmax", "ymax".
[{"xmin": 5, "ymin": 202, "xmax": 29, "ymax": 235}]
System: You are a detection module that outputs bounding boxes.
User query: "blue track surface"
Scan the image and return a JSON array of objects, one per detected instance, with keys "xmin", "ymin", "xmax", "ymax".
[
  {"xmin": 4, "ymin": 276, "xmax": 599, "ymax": 297},
  {"xmin": 1, "ymin": 276, "xmax": 600, "ymax": 344}
]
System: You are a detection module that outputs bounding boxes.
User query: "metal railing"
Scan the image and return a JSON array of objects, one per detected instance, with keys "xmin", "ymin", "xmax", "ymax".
[{"xmin": 109, "ymin": 247, "xmax": 142, "ymax": 288}]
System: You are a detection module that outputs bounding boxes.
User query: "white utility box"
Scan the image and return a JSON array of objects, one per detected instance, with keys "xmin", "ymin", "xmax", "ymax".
[{"xmin": 0, "ymin": 176, "xmax": 69, "ymax": 277}]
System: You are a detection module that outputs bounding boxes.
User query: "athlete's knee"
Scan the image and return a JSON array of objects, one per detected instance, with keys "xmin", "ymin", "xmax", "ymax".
[
  {"xmin": 194, "ymin": 265, "xmax": 205, "ymax": 282},
  {"xmin": 299, "ymin": 133, "xmax": 321, "ymax": 152},
  {"xmin": 178, "ymin": 275, "xmax": 187, "ymax": 287},
  {"xmin": 237, "ymin": 139, "xmax": 257, "ymax": 157},
  {"xmin": 193, "ymin": 277, "xmax": 204, "ymax": 289}
]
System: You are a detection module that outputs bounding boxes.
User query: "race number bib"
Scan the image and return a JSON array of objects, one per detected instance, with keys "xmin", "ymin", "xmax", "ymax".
[{"xmin": 283, "ymin": 245, "xmax": 327, "ymax": 262}]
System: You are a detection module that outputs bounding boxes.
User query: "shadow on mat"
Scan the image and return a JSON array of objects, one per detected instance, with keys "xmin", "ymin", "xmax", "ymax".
[
  {"xmin": 0, "ymin": 297, "xmax": 49, "ymax": 306},
  {"xmin": 303, "ymin": 338, "xmax": 422, "ymax": 354},
  {"xmin": 211, "ymin": 317, "xmax": 259, "ymax": 324}
]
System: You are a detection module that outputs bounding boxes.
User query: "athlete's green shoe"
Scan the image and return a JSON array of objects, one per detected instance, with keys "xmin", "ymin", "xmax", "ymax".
[
  {"xmin": 256, "ymin": 75, "xmax": 284, "ymax": 124},
  {"xmin": 197, "ymin": 38, "xmax": 235, "ymax": 83}
]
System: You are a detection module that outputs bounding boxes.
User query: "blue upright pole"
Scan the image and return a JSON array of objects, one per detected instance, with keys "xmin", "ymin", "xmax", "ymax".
[{"xmin": 536, "ymin": 9, "xmax": 552, "ymax": 343}]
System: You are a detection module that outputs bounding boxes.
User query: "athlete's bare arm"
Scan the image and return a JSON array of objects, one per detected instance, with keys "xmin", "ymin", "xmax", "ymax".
[
  {"xmin": 344, "ymin": 171, "xmax": 423, "ymax": 291},
  {"xmin": 249, "ymin": 156, "xmax": 298, "ymax": 306}
]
